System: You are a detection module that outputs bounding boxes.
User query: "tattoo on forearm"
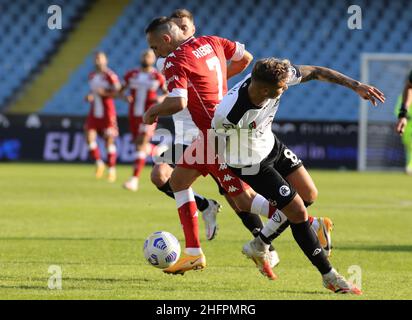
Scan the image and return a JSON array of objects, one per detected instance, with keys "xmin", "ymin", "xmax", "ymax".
[{"xmin": 299, "ymin": 65, "xmax": 360, "ymax": 90}]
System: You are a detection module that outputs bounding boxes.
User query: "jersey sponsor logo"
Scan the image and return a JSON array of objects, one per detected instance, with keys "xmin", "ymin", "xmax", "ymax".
[
  {"xmin": 228, "ymin": 185, "xmax": 239, "ymax": 193},
  {"xmin": 223, "ymin": 174, "xmax": 234, "ymax": 182},
  {"xmin": 279, "ymin": 185, "xmax": 291, "ymax": 197},
  {"xmin": 192, "ymin": 44, "xmax": 213, "ymax": 59}
]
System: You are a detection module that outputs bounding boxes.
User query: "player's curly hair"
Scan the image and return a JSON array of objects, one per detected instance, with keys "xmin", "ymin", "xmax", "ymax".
[{"xmin": 252, "ymin": 58, "xmax": 291, "ymax": 85}]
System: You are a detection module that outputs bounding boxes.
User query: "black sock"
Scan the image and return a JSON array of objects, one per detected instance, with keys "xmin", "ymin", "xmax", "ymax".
[
  {"xmin": 304, "ymin": 201, "xmax": 314, "ymax": 207},
  {"xmin": 194, "ymin": 194, "xmax": 209, "ymax": 212},
  {"xmin": 265, "ymin": 220, "xmax": 291, "ymax": 243},
  {"xmin": 157, "ymin": 180, "xmax": 175, "ymax": 199},
  {"xmin": 290, "ymin": 220, "xmax": 332, "ymax": 275},
  {"xmin": 157, "ymin": 180, "xmax": 209, "ymax": 211},
  {"xmin": 236, "ymin": 212, "xmax": 276, "ymax": 252}
]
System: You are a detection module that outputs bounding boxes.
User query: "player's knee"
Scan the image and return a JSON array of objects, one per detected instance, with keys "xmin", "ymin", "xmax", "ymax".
[
  {"xmin": 150, "ymin": 165, "xmax": 169, "ymax": 187},
  {"xmin": 303, "ymin": 186, "xmax": 318, "ymax": 205},
  {"xmin": 284, "ymin": 196, "xmax": 308, "ymax": 224}
]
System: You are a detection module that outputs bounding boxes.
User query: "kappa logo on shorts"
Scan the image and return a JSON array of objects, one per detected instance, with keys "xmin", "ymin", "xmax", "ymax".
[
  {"xmin": 223, "ymin": 174, "xmax": 234, "ymax": 182},
  {"xmin": 219, "ymin": 164, "xmax": 228, "ymax": 171},
  {"xmin": 279, "ymin": 185, "xmax": 291, "ymax": 197},
  {"xmin": 228, "ymin": 186, "xmax": 239, "ymax": 193}
]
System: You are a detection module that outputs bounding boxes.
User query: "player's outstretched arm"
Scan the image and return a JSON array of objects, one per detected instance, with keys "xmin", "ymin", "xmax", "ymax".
[
  {"xmin": 227, "ymin": 50, "xmax": 253, "ymax": 80},
  {"xmin": 297, "ymin": 65, "xmax": 386, "ymax": 107},
  {"xmin": 143, "ymin": 97, "xmax": 187, "ymax": 124},
  {"xmin": 396, "ymin": 78, "xmax": 412, "ymax": 135}
]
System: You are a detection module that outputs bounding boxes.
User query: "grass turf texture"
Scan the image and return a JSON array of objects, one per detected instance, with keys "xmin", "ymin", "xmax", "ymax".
[{"xmin": 0, "ymin": 163, "xmax": 411, "ymax": 300}]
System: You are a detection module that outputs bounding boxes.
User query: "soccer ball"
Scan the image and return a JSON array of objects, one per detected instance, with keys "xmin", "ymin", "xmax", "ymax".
[{"xmin": 143, "ymin": 231, "xmax": 181, "ymax": 269}]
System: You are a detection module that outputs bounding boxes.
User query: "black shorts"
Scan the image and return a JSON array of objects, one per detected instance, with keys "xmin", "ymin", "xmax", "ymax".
[
  {"xmin": 228, "ymin": 135, "xmax": 303, "ymax": 209},
  {"xmin": 157, "ymin": 143, "xmax": 227, "ymax": 195}
]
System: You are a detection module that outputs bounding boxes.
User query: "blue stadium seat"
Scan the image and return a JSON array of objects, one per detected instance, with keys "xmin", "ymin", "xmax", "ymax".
[
  {"xmin": 0, "ymin": 0, "xmax": 88, "ymax": 110},
  {"xmin": 12, "ymin": 0, "xmax": 412, "ymax": 121}
]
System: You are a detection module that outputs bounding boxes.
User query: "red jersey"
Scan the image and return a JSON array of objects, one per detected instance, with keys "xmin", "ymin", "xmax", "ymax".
[
  {"xmin": 164, "ymin": 36, "xmax": 245, "ymax": 132},
  {"xmin": 124, "ymin": 68, "xmax": 165, "ymax": 118},
  {"xmin": 88, "ymin": 69, "xmax": 120, "ymax": 119}
]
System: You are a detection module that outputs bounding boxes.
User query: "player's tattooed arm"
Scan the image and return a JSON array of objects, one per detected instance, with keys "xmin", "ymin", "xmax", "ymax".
[{"xmin": 297, "ymin": 65, "xmax": 385, "ymax": 106}]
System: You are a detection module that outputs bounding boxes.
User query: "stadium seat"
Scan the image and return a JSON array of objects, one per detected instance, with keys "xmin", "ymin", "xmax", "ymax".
[
  {"xmin": 0, "ymin": 0, "xmax": 88, "ymax": 110},
  {"xmin": 4, "ymin": 0, "xmax": 411, "ymax": 121}
]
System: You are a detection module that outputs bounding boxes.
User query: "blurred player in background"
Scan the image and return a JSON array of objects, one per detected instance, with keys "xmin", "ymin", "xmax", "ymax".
[
  {"xmin": 395, "ymin": 69, "xmax": 412, "ymax": 174},
  {"xmin": 85, "ymin": 51, "xmax": 121, "ymax": 182},
  {"xmin": 122, "ymin": 49, "xmax": 168, "ymax": 191}
]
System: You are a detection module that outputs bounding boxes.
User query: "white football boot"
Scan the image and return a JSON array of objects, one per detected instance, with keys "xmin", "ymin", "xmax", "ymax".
[{"xmin": 201, "ymin": 199, "xmax": 222, "ymax": 240}]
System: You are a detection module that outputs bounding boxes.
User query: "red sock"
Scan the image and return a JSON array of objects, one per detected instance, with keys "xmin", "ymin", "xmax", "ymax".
[
  {"xmin": 107, "ymin": 144, "xmax": 117, "ymax": 168},
  {"xmin": 89, "ymin": 147, "xmax": 100, "ymax": 161},
  {"xmin": 175, "ymin": 189, "xmax": 200, "ymax": 248},
  {"xmin": 133, "ymin": 151, "xmax": 146, "ymax": 177},
  {"xmin": 308, "ymin": 215, "xmax": 314, "ymax": 225},
  {"xmin": 268, "ymin": 205, "xmax": 277, "ymax": 219}
]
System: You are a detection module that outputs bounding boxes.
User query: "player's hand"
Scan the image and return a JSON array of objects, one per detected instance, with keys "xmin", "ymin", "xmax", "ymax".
[
  {"xmin": 126, "ymin": 95, "xmax": 133, "ymax": 103},
  {"xmin": 86, "ymin": 94, "xmax": 94, "ymax": 103},
  {"xmin": 355, "ymin": 83, "xmax": 386, "ymax": 106},
  {"xmin": 396, "ymin": 117, "xmax": 408, "ymax": 136},
  {"xmin": 143, "ymin": 109, "xmax": 157, "ymax": 125}
]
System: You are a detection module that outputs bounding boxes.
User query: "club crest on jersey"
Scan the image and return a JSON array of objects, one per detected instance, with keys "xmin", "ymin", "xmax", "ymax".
[
  {"xmin": 248, "ymin": 121, "xmax": 257, "ymax": 130},
  {"xmin": 165, "ymin": 62, "xmax": 174, "ymax": 69}
]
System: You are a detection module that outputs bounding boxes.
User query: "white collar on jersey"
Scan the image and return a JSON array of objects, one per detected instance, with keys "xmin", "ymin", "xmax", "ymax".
[{"xmin": 178, "ymin": 36, "xmax": 195, "ymax": 49}]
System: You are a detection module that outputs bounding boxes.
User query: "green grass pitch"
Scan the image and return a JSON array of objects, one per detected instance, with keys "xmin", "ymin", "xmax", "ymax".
[{"xmin": 0, "ymin": 163, "xmax": 411, "ymax": 300}]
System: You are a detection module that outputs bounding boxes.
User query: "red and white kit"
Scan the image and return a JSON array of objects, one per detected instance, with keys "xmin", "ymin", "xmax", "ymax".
[
  {"xmin": 85, "ymin": 69, "xmax": 120, "ymax": 137},
  {"xmin": 124, "ymin": 68, "xmax": 165, "ymax": 139},
  {"xmin": 164, "ymin": 35, "xmax": 249, "ymax": 196}
]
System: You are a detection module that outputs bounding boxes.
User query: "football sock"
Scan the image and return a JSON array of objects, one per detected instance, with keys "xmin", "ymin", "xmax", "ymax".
[
  {"xmin": 289, "ymin": 220, "xmax": 332, "ymax": 275},
  {"xmin": 133, "ymin": 151, "xmax": 146, "ymax": 177},
  {"xmin": 174, "ymin": 188, "xmax": 201, "ymax": 249},
  {"xmin": 193, "ymin": 192, "xmax": 210, "ymax": 212},
  {"xmin": 250, "ymin": 194, "xmax": 277, "ymax": 218},
  {"xmin": 157, "ymin": 181, "xmax": 175, "ymax": 199},
  {"xmin": 259, "ymin": 210, "xmax": 289, "ymax": 244},
  {"xmin": 88, "ymin": 142, "xmax": 101, "ymax": 161},
  {"xmin": 237, "ymin": 212, "xmax": 264, "ymax": 233},
  {"xmin": 107, "ymin": 144, "xmax": 117, "ymax": 168},
  {"xmin": 158, "ymin": 180, "xmax": 210, "ymax": 211}
]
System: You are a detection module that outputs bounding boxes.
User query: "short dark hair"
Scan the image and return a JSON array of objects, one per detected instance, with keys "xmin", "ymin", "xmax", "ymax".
[
  {"xmin": 251, "ymin": 58, "xmax": 291, "ymax": 85},
  {"xmin": 145, "ymin": 16, "xmax": 173, "ymax": 34},
  {"xmin": 170, "ymin": 8, "xmax": 194, "ymax": 22}
]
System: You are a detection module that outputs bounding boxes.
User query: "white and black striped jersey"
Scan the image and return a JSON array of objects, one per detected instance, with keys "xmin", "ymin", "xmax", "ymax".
[{"xmin": 212, "ymin": 65, "xmax": 302, "ymax": 167}]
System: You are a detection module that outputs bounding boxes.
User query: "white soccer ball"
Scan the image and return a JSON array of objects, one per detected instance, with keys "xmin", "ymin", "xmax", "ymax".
[{"xmin": 143, "ymin": 231, "xmax": 181, "ymax": 269}]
